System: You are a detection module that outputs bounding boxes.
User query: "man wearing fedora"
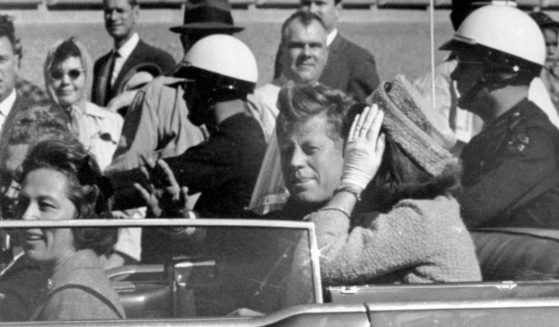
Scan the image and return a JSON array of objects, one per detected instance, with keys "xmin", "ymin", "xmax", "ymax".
[
  {"xmin": 92, "ymin": 0, "xmax": 176, "ymax": 107},
  {"xmin": 106, "ymin": 0, "xmax": 243, "ymax": 174}
]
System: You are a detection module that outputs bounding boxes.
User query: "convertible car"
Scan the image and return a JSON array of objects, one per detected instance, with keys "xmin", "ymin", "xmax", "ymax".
[{"xmin": 1, "ymin": 218, "xmax": 559, "ymax": 327}]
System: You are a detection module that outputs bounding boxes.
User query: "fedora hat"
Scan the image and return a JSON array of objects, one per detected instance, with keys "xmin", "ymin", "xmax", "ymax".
[{"xmin": 170, "ymin": 0, "xmax": 244, "ymax": 34}]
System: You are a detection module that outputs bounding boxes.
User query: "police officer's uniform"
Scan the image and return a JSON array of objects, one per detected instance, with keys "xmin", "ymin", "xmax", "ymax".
[{"xmin": 459, "ymin": 99, "xmax": 559, "ymax": 229}]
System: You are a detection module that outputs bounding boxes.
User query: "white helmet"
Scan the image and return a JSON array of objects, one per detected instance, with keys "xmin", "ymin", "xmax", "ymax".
[
  {"xmin": 441, "ymin": 5, "xmax": 545, "ymax": 69},
  {"xmin": 175, "ymin": 34, "xmax": 257, "ymax": 94}
]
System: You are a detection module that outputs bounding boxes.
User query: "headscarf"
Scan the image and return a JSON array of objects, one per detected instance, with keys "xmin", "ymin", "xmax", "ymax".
[{"xmin": 43, "ymin": 36, "xmax": 94, "ymax": 109}]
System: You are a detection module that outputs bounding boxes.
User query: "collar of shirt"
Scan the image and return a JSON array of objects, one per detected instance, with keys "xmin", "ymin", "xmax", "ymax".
[
  {"xmin": 327, "ymin": 29, "xmax": 338, "ymax": 47},
  {"xmin": 0, "ymin": 88, "xmax": 17, "ymax": 124},
  {"xmin": 115, "ymin": 32, "xmax": 139, "ymax": 61}
]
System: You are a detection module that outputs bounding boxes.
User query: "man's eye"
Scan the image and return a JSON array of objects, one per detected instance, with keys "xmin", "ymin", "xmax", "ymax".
[{"xmin": 303, "ymin": 145, "xmax": 319, "ymax": 155}]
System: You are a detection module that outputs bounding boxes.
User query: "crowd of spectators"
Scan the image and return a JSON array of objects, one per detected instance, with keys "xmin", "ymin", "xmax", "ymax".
[{"xmin": 0, "ymin": 0, "xmax": 559, "ymax": 322}]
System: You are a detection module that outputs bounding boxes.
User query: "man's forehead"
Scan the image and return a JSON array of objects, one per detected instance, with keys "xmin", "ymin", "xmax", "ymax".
[
  {"xmin": 280, "ymin": 114, "xmax": 337, "ymax": 140},
  {"xmin": 0, "ymin": 35, "xmax": 15, "ymax": 54},
  {"xmin": 286, "ymin": 20, "xmax": 326, "ymax": 41}
]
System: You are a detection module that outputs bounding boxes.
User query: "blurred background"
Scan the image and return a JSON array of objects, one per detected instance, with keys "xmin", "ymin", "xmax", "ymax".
[{"xmin": 2, "ymin": 0, "xmax": 556, "ymax": 87}]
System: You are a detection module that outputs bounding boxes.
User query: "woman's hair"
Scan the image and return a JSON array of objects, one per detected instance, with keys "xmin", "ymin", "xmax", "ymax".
[
  {"xmin": 21, "ymin": 138, "xmax": 117, "ymax": 256},
  {"xmin": 345, "ymin": 103, "xmax": 461, "ymax": 213},
  {"xmin": 361, "ymin": 135, "xmax": 461, "ymax": 213},
  {"xmin": 49, "ymin": 37, "xmax": 82, "ymax": 70},
  {"xmin": 276, "ymin": 82, "xmax": 355, "ymax": 145},
  {"xmin": 2, "ymin": 105, "xmax": 70, "ymax": 147}
]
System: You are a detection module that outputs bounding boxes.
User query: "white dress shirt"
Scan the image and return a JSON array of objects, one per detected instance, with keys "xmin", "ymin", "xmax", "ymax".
[
  {"xmin": 326, "ymin": 29, "xmax": 337, "ymax": 47},
  {"xmin": 0, "ymin": 89, "xmax": 17, "ymax": 135},
  {"xmin": 111, "ymin": 32, "xmax": 140, "ymax": 87}
]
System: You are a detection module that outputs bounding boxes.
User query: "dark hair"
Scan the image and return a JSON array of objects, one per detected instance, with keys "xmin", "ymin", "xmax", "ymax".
[
  {"xmin": 0, "ymin": 15, "xmax": 21, "ymax": 60},
  {"xmin": 276, "ymin": 82, "xmax": 354, "ymax": 145},
  {"xmin": 281, "ymin": 11, "xmax": 326, "ymax": 43},
  {"xmin": 3, "ymin": 105, "xmax": 70, "ymax": 147},
  {"xmin": 50, "ymin": 37, "xmax": 82, "ymax": 71},
  {"xmin": 21, "ymin": 139, "xmax": 117, "ymax": 256},
  {"xmin": 359, "ymin": 136, "xmax": 461, "ymax": 213}
]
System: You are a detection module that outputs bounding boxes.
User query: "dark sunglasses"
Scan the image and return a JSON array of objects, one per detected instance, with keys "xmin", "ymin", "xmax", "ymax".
[{"xmin": 50, "ymin": 69, "xmax": 84, "ymax": 81}]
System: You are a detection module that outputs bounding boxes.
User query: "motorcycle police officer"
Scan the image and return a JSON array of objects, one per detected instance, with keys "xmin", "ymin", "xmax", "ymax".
[{"xmin": 441, "ymin": 5, "xmax": 559, "ymax": 229}]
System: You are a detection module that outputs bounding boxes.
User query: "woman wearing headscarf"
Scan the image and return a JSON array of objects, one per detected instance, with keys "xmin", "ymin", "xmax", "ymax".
[
  {"xmin": 44, "ymin": 37, "xmax": 123, "ymax": 171},
  {"xmin": 44, "ymin": 38, "xmax": 140, "ymax": 269}
]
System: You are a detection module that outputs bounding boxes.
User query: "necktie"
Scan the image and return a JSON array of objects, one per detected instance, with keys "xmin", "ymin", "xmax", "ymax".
[{"xmin": 104, "ymin": 50, "xmax": 119, "ymax": 105}]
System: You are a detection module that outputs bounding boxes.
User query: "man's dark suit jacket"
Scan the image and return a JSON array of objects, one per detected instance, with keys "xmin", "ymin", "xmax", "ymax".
[
  {"xmin": 92, "ymin": 39, "xmax": 176, "ymax": 107},
  {"xmin": 2, "ymin": 92, "xmax": 35, "ymax": 131},
  {"xmin": 274, "ymin": 33, "xmax": 380, "ymax": 102}
]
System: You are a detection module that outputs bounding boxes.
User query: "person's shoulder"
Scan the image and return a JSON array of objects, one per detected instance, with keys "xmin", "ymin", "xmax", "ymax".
[
  {"xmin": 518, "ymin": 100, "xmax": 558, "ymax": 130},
  {"xmin": 94, "ymin": 50, "xmax": 112, "ymax": 67},
  {"xmin": 253, "ymin": 82, "xmax": 281, "ymax": 101},
  {"xmin": 136, "ymin": 39, "xmax": 175, "ymax": 64},
  {"xmin": 394, "ymin": 195, "xmax": 460, "ymax": 221},
  {"xmin": 85, "ymin": 102, "xmax": 123, "ymax": 123},
  {"xmin": 501, "ymin": 101, "xmax": 559, "ymax": 153},
  {"xmin": 337, "ymin": 34, "xmax": 375, "ymax": 60}
]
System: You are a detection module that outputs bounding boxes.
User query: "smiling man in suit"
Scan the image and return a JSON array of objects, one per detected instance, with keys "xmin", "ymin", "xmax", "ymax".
[
  {"xmin": 274, "ymin": 0, "xmax": 380, "ymax": 102},
  {"xmin": 93, "ymin": 0, "xmax": 176, "ymax": 108}
]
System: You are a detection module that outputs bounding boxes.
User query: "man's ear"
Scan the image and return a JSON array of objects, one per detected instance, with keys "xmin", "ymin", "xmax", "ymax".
[
  {"xmin": 133, "ymin": 4, "xmax": 140, "ymax": 21},
  {"xmin": 13, "ymin": 53, "xmax": 20, "ymax": 71}
]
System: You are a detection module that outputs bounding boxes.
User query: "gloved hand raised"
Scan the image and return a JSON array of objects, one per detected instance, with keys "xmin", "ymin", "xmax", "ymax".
[{"xmin": 341, "ymin": 104, "xmax": 386, "ymax": 192}]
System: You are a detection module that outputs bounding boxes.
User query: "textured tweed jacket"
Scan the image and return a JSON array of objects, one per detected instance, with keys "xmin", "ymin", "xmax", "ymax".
[
  {"xmin": 32, "ymin": 249, "xmax": 125, "ymax": 321},
  {"xmin": 306, "ymin": 195, "xmax": 481, "ymax": 285}
]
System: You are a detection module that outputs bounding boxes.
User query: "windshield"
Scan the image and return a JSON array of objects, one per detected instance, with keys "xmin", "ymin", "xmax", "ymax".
[{"xmin": 0, "ymin": 219, "xmax": 321, "ymax": 322}]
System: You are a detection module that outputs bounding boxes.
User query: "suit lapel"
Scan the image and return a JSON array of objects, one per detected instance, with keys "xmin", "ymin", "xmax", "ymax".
[
  {"xmin": 321, "ymin": 33, "xmax": 345, "ymax": 89},
  {"xmin": 112, "ymin": 40, "xmax": 144, "ymax": 95},
  {"xmin": 96, "ymin": 53, "xmax": 113, "ymax": 106},
  {"xmin": 4, "ymin": 93, "xmax": 33, "ymax": 127}
]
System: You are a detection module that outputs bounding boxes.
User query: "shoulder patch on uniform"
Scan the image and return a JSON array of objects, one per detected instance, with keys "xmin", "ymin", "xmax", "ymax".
[{"xmin": 507, "ymin": 132, "xmax": 530, "ymax": 154}]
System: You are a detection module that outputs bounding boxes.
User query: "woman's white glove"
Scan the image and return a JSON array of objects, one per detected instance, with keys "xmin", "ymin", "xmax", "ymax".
[{"xmin": 341, "ymin": 104, "xmax": 386, "ymax": 191}]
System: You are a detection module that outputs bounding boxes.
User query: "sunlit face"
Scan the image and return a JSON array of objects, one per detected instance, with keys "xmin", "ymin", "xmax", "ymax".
[
  {"xmin": 50, "ymin": 56, "xmax": 86, "ymax": 107},
  {"xmin": 104, "ymin": 0, "xmax": 138, "ymax": 42},
  {"xmin": 279, "ymin": 114, "xmax": 344, "ymax": 205},
  {"xmin": 18, "ymin": 168, "xmax": 77, "ymax": 265},
  {"xmin": 0, "ymin": 144, "xmax": 28, "ymax": 219},
  {"xmin": 0, "ymin": 35, "xmax": 18, "ymax": 103},
  {"xmin": 283, "ymin": 20, "xmax": 328, "ymax": 85},
  {"xmin": 543, "ymin": 27, "xmax": 558, "ymax": 64},
  {"xmin": 300, "ymin": 0, "xmax": 341, "ymax": 33}
]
